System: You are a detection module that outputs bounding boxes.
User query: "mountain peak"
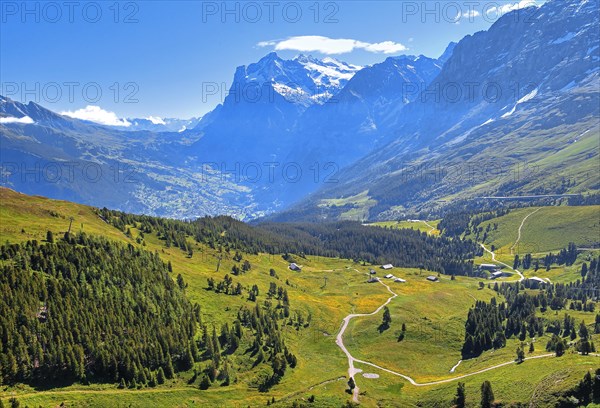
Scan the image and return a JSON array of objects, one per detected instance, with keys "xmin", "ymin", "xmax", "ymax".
[
  {"xmin": 438, "ymin": 42, "xmax": 457, "ymax": 64},
  {"xmin": 262, "ymin": 51, "xmax": 280, "ymax": 61},
  {"xmin": 229, "ymin": 52, "xmax": 362, "ymax": 107}
]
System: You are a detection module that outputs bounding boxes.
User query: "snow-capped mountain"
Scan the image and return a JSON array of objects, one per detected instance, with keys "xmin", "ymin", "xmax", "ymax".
[
  {"xmin": 2, "ymin": 0, "xmax": 597, "ymax": 221},
  {"xmin": 231, "ymin": 52, "xmax": 362, "ymax": 108},
  {"xmin": 189, "ymin": 52, "xmax": 363, "ymax": 170},
  {"xmin": 284, "ymin": 53, "xmax": 445, "ymax": 169},
  {"xmin": 275, "ymin": 0, "xmax": 600, "ymax": 222}
]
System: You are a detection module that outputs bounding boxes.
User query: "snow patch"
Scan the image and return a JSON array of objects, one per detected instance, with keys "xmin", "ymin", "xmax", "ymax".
[
  {"xmin": 517, "ymin": 88, "xmax": 538, "ymax": 104},
  {"xmin": 502, "ymin": 88, "xmax": 538, "ymax": 118},
  {"xmin": 550, "ymin": 32, "xmax": 575, "ymax": 45}
]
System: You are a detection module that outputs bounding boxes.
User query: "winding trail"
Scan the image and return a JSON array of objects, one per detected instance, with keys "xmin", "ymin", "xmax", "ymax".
[
  {"xmin": 354, "ymin": 353, "xmax": 559, "ymax": 386},
  {"xmin": 480, "ymin": 207, "xmax": 549, "ymax": 282},
  {"xmin": 421, "ymin": 220, "xmax": 436, "ymax": 234},
  {"xmin": 334, "ymin": 264, "xmax": 600, "ymax": 403},
  {"xmin": 510, "ymin": 208, "xmax": 541, "ymax": 255},
  {"xmin": 480, "ymin": 243, "xmax": 525, "ymax": 282},
  {"xmin": 335, "ymin": 272, "xmax": 398, "ymax": 402},
  {"xmin": 409, "ymin": 219, "xmax": 437, "ymax": 234}
]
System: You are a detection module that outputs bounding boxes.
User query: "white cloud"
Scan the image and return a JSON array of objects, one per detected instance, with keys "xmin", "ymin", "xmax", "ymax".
[
  {"xmin": 462, "ymin": 10, "xmax": 480, "ymax": 18},
  {"xmin": 486, "ymin": 0, "xmax": 540, "ymax": 17},
  {"xmin": 60, "ymin": 106, "xmax": 131, "ymax": 127},
  {"xmin": 258, "ymin": 35, "xmax": 407, "ymax": 55},
  {"xmin": 146, "ymin": 116, "xmax": 166, "ymax": 125},
  {"xmin": 0, "ymin": 115, "xmax": 34, "ymax": 124}
]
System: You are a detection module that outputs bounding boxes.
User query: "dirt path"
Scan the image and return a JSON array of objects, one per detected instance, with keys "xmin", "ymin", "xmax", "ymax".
[
  {"xmin": 408, "ymin": 219, "xmax": 436, "ymax": 234},
  {"xmin": 480, "ymin": 207, "xmax": 546, "ymax": 282},
  {"xmin": 421, "ymin": 220, "xmax": 436, "ymax": 234},
  {"xmin": 510, "ymin": 208, "xmax": 541, "ymax": 254},
  {"xmin": 335, "ymin": 271, "xmax": 398, "ymax": 402},
  {"xmin": 334, "ymin": 267, "xmax": 599, "ymax": 402},
  {"xmin": 480, "ymin": 243, "xmax": 525, "ymax": 281},
  {"xmin": 354, "ymin": 353, "xmax": 559, "ymax": 386}
]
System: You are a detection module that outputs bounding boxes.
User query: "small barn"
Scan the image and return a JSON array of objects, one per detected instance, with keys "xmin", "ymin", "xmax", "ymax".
[
  {"xmin": 368, "ymin": 277, "xmax": 379, "ymax": 283},
  {"xmin": 490, "ymin": 271, "xmax": 504, "ymax": 279},
  {"xmin": 381, "ymin": 264, "xmax": 394, "ymax": 270},
  {"xmin": 384, "ymin": 274, "xmax": 393, "ymax": 279},
  {"xmin": 426, "ymin": 276, "xmax": 439, "ymax": 282},
  {"xmin": 369, "ymin": 269, "xmax": 377, "ymax": 275},
  {"xmin": 289, "ymin": 263, "xmax": 302, "ymax": 271},
  {"xmin": 394, "ymin": 278, "xmax": 406, "ymax": 283}
]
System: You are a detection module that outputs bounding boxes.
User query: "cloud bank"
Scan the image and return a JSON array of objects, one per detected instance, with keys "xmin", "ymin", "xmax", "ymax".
[
  {"xmin": 60, "ymin": 106, "xmax": 131, "ymax": 127},
  {"xmin": 258, "ymin": 35, "xmax": 408, "ymax": 55},
  {"xmin": 0, "ymin": 116, "xmax": 34, "ymax": 124}
]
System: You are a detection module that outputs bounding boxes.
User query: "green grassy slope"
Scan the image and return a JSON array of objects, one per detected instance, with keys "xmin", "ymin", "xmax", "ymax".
[
  {"xmin": 478, "ymin": 206, "xmax": 600, "ymax": 254},
  {"xmin": 367, "ymin": 220, "xmax": 440, "ymax": 235},
  {"xmin": 1, "ymin": 189, "xmax": 598, "ymax": 408}
]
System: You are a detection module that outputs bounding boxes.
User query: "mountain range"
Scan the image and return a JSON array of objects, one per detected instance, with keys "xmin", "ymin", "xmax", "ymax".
[{"xmin": 1, "ymin": 0, "xmax": 598, "ymax": 221}]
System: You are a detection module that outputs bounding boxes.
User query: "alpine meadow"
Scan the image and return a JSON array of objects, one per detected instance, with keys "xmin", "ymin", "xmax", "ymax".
[{"xmin": 0, "ymin": 0, "xmax": 599, "ymax": 407}]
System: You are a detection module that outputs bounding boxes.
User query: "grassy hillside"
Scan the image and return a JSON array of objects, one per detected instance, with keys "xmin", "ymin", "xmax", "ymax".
[
  {"xmin": 477, "ymin": 206, "xmax": 600, "ymax": 254},
  {"xmin": 367, "ymin": 220, "xmax": 440, "ymax": 235},
  {"xmin": 472, "ymin": 205, "xmax": 600, "ymax": 283},
  {"xmin": 1, "ymin": 189, "xmax": 598, "ymax": 407}
]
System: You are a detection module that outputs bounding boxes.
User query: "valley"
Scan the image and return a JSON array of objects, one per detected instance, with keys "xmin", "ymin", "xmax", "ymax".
[
  {"xmin": 1, "ymin": 0, "xmax": 600, "ymax": 406},
  {"xmin": 1, "ymin": 188, "xmax": 599, "ymax": 407}
]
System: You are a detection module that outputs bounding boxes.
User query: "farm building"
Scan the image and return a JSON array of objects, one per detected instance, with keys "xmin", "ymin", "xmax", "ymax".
[
  {"xmin": 394, "ymin": 278, "xmax": 406, "ymax": 283},
  {"xmin": 426, "ymin": 276, "xmax": 439, "ymax": 282},
  {"xmin": 478, "ymin": 263, "xmax": 500, "ymax": 272},
  {"xmin": 369, "ymin": 269, "xmax": 377, "ymax": 274},
  {"xmin": 289, "ymin": 263, "xmax": 302, "ymax": 271},
  {"xmin": 381, "ymin": 264, "xmax": 394, "ymax": 270},
  {"xmin": 490, "ymin": 271, "xmax": 504, "ymax": 279},
  {"xmin": 368, "ymin": 277, "xmax": 379, "ymax": 283},
  {"xmin": 384, "ymin": 274, "xmax": 394, "ymax": 279}
]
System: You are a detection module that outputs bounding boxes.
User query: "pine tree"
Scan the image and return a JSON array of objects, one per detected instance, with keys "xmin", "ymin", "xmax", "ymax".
[
  {"xmin": 156, "ymin": 367, "xmax": 166, "ymax": 384},
  {"xmin": 555, "ymin": 340, "xmax": 565, "ymax": 357},
  {"xmin": 199, "ymin": 374, "xmax": 211, "ymax": 390},
  {"xmin": 46, "ymin": 230, "xmax": 54, "ymax": 243},
  {"xmin": 480, "ymin": 381, "xmax": 495, "ymax": 408},
  {"xmin": 182, "ymin": 346, "xmax": 194, "ymax": 370},
  {"xmin": 177, "ymin": 274, "xmax": 186, "ymax": 290},
  {"xmin": 516, "ymin": 346, "xmax": 525, "ymax": 363},
  {"xmin": 348, "ymin": 377, "xmax": 355, "ymax": 391},
  {"xmin": 580, "ymin": 371, "xmax": 593, "ymax": 405},
  {"xmin": 164, "ymin": 355, "xmax": 175, "ymax": 379},
  {"xmin": 454, "ymin": 382, "xmax": 466, "ymax": 408},
  {"xmin": 593, "ymin": 368, "xmax": 600, "ymax": 401},
  {"xmin": 382, "ymin": 306, "xmax": 392, "ymax": 329}
]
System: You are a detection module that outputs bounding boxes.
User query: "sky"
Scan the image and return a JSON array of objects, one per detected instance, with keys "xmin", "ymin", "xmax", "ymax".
[{"xmin": 0, "ymin": 0, "xmax": 544, "ymax": 122}]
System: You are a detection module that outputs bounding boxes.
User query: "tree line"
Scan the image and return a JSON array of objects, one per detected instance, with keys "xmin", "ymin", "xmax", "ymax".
[
  {"xmin": 0, "ymin": 234, "xmax": 200, "ymax": 387},
  {"xmin": 98, "ymin": 209, "xmax": 481, "ymax": 275},
  {"xmin": 462, "ymin": 276, "xmax": 599, "ymax": 358}
]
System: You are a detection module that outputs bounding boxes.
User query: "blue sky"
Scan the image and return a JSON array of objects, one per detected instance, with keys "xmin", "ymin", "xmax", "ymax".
[{"xmin": 0, "ymin": 0, "xmax": 543, "ymax": 121}]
